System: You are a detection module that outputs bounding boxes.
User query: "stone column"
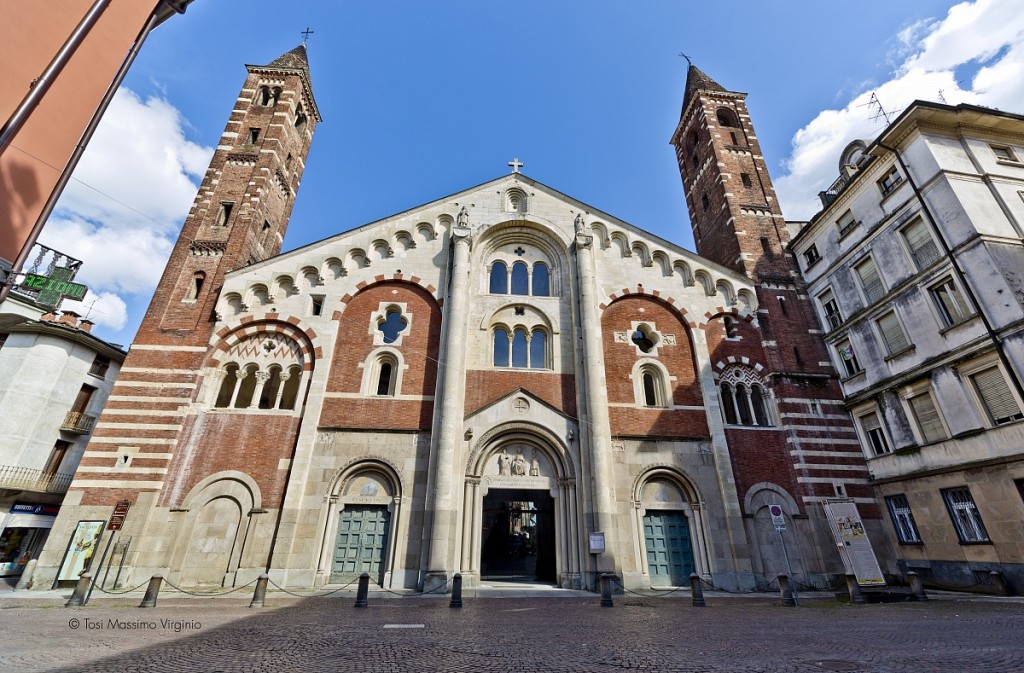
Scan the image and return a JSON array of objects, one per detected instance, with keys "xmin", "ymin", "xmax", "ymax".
[
  {"xmin": 573, "ymin": 223, "xmax": 618, "ymax": 576},
  {"xmin": 250, "ymin": 371, "xmax": 270, "ymax": 409},
  {"xmin": 423, "ymin": 220, "xmax": 472, "ymax": 592}
]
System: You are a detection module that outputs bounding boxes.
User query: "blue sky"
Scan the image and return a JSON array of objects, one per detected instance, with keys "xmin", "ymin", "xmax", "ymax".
[{"xmin": 41, "ymin": 0, "xmax": 1024, "ymax": 344}]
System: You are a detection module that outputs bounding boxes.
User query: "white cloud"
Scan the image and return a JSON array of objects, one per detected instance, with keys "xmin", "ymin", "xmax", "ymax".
[
  {"xmin": 776, "ymin": 0, "xmax": 1024, "ymax": 220},
  {"xmin": 61, "ymin": 291, "xmax": 128, "ymax": 332},
  {"xmin": 41, "ymin": 87, "xmax": 213, "ymax": 338}
]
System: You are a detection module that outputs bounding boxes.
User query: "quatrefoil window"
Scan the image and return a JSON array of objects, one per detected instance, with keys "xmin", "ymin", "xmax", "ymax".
[{"xmin": 378, "ymin": 309, "xmax": 408, "ymax": 344}]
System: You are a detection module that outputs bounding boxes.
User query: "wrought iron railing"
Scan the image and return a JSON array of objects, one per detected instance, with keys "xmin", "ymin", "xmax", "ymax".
[
  {"xmin": 7, "ymin": 242, "xmax": 83, "ymax": 304},
  {"xmin": 819, "ymin": 172, "xmax": 852, "ymax": 207},
  {"xmin": 0, "ymin": 465, "xmax": 73, "ymax": 493},
  {"xmin": 61, "ymin": 411, "xmax": 96, "ymax": 434}
]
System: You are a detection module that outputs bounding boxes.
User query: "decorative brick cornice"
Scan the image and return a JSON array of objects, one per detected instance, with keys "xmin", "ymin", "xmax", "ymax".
[
  {"xmin": 334, "ymin": 275, "xmax": 441, "ymax": 315},
  {"xmin": 210, "ymin": 316, "xmax": 322, "ymax": 371}
]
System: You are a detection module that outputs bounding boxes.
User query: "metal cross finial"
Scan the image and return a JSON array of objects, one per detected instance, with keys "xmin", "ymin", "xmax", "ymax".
[
  {"xmin": 301, "ymin": 27, "xmax": 314, "ymax": 45},
  {"xmin": 679, "ymin": 52, "xmax": 693, "ymax": 67},
  {"xmin": 508, "ymin": 157, "xmax": 524, "ymax": 174}
]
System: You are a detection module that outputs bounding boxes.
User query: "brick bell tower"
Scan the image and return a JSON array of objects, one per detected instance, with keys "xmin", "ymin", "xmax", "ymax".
[
  {"xmin": 670, "ymin": 64, "xmax": 886, "ymax": 565},
  {"xmin": 59, "ymin": 45, "xmax": 319, "ymax": 511}
]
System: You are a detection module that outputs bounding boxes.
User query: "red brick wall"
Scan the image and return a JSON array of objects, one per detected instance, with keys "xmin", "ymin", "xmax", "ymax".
[
  {"xmin": 464, "ymin": 370, "xmax": 577, "ymax": 417},
  {"xmin": 321, "ymin": 281, "xmax": 441, "ymax": 430},
  {"xmin": 602, "ymin": 294, "xmax": 708, "ymax": 438}
]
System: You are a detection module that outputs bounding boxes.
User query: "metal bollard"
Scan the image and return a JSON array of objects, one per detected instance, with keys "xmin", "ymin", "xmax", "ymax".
[
  {"xmin": 249, "ymin": 573, "xmax": 269, "ymax": 608},
  {"xmin": 777, "ymin": 573, "xmax": 795, "ymax": 607},
  {"xmin": 600, "ymin": 573, "xmax": 614, "ymax": 608},
  {"xmin": 354, "ymin": 572, "xmax": 370, "ymax": 608},
  {"xmin": 689, "ymin": 573, "xmax": 705, "ymax": 607},
  {"xmin": 989, "ymin": 571, "xmax": 1010, "ymax": 597},
  {"xmin": 449, "ymin": 572, "xmax": 463, "ymax": 608},
  {"xmin": 65, "ymin": 572, "xmax": 93, "ymax": 607},
  {"xmin": 139, "ymin": 574, "xmax": 163, "ymax": 608},
  {"xmin": 907, "ymin": 571, "xmax": 927, "ymax": 601},
  {"xmin": 845, "ymin": 574, "xmax": 865, "ymax": 605}
]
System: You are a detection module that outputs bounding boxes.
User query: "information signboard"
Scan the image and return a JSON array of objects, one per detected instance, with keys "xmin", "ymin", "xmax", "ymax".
[{"xmin": 822, "ymin": 498, "xmax": 886, "ymax": 587}]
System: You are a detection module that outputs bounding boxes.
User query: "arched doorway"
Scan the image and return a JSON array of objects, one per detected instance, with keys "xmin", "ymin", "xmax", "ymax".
[
  {"xmin": 632, "ymin": 469, "xmax": 711, "ymax": 588},
  {"xmin": 316, "ymin": 462, "xmax": 404, "ymax": 589},
  {"xmin": 461, "ymin": 431, "xmax": 582, "ymax": 589}
]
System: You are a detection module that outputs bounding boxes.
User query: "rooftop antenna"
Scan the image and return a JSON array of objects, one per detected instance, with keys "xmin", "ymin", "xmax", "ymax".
[
  {"xmin": 937, "ymin": 89, "xmax": 948, "ymax": 104},
  {"xmin": 80, "ymin": 296, "xmax": 105, "ymax": 320},
  {"xmin": 679, "ymin": 52, "xmax": 693, "ymax": 67},
  {"xmin": 864, "ymin": 92, "xmax": 893, "ymax": 125}
]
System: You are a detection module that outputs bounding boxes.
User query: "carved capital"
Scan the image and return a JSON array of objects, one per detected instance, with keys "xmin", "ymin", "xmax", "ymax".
[{"xmin": 574, "ymin": 232, "xmax": 593, "ymax": 249}]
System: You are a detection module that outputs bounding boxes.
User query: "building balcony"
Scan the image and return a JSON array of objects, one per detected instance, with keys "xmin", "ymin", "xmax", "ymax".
[
  {"xmin": 61, "ymin": 411, "xmax": 96, "ymax": 434},
  {"xmin": 0, "ymin": 465, "xmax": 73, "ymax": 494}
]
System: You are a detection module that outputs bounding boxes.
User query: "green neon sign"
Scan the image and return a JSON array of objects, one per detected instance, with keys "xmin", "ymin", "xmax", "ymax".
[{"xmin": 22, "ymin": 267, "xmax": 88, "ymax": 306}]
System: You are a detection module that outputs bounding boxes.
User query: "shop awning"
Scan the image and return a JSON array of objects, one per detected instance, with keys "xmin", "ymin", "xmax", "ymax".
[{"xmin": 2, "ymin": 513, "xmax": 56, "ymax": 529}]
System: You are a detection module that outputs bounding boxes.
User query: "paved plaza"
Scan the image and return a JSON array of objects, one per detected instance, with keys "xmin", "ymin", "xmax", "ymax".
[{"xmin": 1, "ymin": 590, "xmax": 1022, "ymax": 672}]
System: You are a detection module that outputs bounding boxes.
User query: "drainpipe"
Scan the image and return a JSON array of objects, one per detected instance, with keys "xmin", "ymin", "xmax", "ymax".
[
  {"xmin": 876, "ymin": 140, "xmax": 1024, "ymax": 404},
  {"xmin": 0, "ymin": 0, "xmax": 182, "ymax": 303}
]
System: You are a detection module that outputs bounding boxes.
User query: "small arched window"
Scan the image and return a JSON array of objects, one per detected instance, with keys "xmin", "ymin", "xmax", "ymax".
[
  {"xmin": 720, "ymin": 383, "xmax": 737, "ymax": 424},
  {"xmin": 234, "ymin": 364, "xmax": 259, "ymax": 408},
  {"xmin": 490, "ymin": 261, "xmax": 509, "ymax": 294},
  {"xmin": 724, "ymin": 315, "xmax": 739, "ymax": 338},
  {"xmin": 493, "ymin": 327, "xmax": 510, "ymax": 367},
  {"xmin": 279, "ymin": 365, "xmax": 302, "ymax": 410},
  {"xmin": 257, "ymin": 86, "xmax": 271, "ymax": 106},
  {"xmin": 532, "ymin": 263, "xmax": 549, "ymax": 297},
  {"xmin": 215, "ymin": 364, "xmax": 240, "ymax": 408},
  {"xmin": 719, "ymin": 367, "xmax": 774, "ymax": 427},
  {"xmin": 511, "ymin": 328, "xmax": 528, "ymax": 367},
  {"xmin": 716, "ymin": 108, "xmax": 740, "ymax": 128},
  {"xmin": 511, "ymin": 262, "xmax": 529, "ymax": 295},
  {"xmin": 271, "ymin": 87, "xmax": 282, "ymax": 106},
  {"xmin": 643, "ymin": 372, "xmax": 658, "ymax": 406},
  {"xmin": 530, "ymin": 329, "xmax": 546, "ymax": 369},
  {"xmin": 295, "ymin": 103, "xmax": 307, "ymax": 131},
  {"xmin": 375, "ymin": 358, "xmax": 397, "ymax": 396},
  {"xmin": 258, "ymin": 366, "xmax": 283, "ymax": 409},
  {"xmin": 637, "ymin": 365, "xmax": 667, "ymax": 408},
  {"xmin": 189, "ymin": 272, "xmax": 206, "ymax": 300}
]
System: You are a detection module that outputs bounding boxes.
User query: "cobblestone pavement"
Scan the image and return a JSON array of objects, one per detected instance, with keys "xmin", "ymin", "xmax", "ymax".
[{"xmin": 2, "ymin": 594, "xmax": 1023, "ymax": 672}]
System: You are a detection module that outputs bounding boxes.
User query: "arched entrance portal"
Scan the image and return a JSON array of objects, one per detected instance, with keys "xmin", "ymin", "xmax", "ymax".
[{"xmin": 461, "ymin": 431, "xmax": 582, "ymax": 589}]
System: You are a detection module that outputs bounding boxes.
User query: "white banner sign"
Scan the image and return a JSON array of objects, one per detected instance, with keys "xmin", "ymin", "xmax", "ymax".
[{"xmin": 822, "ymin": 499, "xmax": 886, "ymax": 587}]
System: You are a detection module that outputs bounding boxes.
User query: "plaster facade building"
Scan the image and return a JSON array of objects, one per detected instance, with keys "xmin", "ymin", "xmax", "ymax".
[
  {"xmin": 789, "ymin": 102, "xmax": 1024, "ymax": 590},
  {"xmin": 33, "ymin": 52, "xmax": 893, "ymax": 593},
  {"xmin": 0, "ymin": 287, "xmax": 125, "ymax": 579}
]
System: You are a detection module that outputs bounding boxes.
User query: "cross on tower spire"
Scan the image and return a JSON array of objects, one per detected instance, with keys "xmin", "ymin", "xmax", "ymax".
[
  {"xmin": 508, "ymin": 157, "xmax": 524, "ymax": 173},
  {"xmin": 301, "ymin": 27, "xmax": 314, "ymax": 45}
]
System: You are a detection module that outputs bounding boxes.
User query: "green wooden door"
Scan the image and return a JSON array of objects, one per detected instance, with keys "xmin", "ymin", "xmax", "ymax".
[
  {"xmin": 331, "ymin": 505, "xmax": 390, "ymax": 585},
  {"xmin": 643, "ymin": 510, "xmax": 694, "ymax": 587}
]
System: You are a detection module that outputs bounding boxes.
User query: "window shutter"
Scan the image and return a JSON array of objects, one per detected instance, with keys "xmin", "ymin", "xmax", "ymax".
[
  {"xmin": 903, "ymin": 220, "xmax": 940, "ymax": 268},
  {"xmin": 856, "ymin": 260, "xmax": 884, "ymax": 303},
  {"xmin": 909, "ymin": 394, "xmax": 945, "ymax": 442},
  {"xmin": 877, "ymin": 312, "xmax": 910, "ymax": 354},
  {"xmin": 862, "ymin": 411, "xmax": 881, "ymax": 432},
  {"xmin": 972, "ymin": 367, "xmax": 1022, "ymax": 424}
]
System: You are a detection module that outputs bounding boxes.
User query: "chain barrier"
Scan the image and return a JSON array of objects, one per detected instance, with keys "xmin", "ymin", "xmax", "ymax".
[
  {"xmin": 610, "ymin": 578, "xmax": 689, "ymax": 599},
  {"xmin": 793, "ymin": 578, "xmax": 841, "ymax": 592},
  {"xmin": 266, "ymin": 576, "xmax": 360, "ymax": 598},
  {"xmin": 158, "ymin": 576, "xmax": 259, "ymax": 597},
  {"xmin": 920, "ymin": 578, "xmax": 989, "ymax": 591},
  {"xmin": 371, "ymin": 577, "xmax": 450, "ymax": 598},
  {"xmin": 93, "ymin": 579, "xmax": 151, "ymax": 595},
  {"xmin": 700, "ymin": 576, "xmax": 777, "ymax": 595}
]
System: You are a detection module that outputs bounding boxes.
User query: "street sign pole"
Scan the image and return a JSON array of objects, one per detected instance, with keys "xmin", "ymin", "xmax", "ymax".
[
  {"xmin": 86, "ymin": 500, "xmax": 131, "ymax": 602},
  {"xmin": 769, "ymin": 504, "xmax": 799, "ymax": 606}
]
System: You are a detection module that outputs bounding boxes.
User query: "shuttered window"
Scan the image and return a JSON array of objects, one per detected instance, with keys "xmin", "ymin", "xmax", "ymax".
[
  {"xmin": 909, "ymin": 393, "xmax": 946, "ymax": 443},
  {"xmin": 902, "ymin": 219, "xmax": 940, "ymax": 270},
  {"xmin": 860, "ymin": 411, "xmax": 891, "ymax": 456},
  {"xmin": 970, "ymin": 366, "xmax": 1023, "ymax": 425},
  {"xmin": 931, "ymin": 278, "xmax": 971, "ymax": 327},
  {"xmin": 819, "ymin": 288, "xmax": 842, "ymax": 330},
  {"xmin": 855, "ymin": 258, "xmax": 885, "ymax": 303},
  {"xmin": 877, "ymin": 312, "xmax": 911, "ymax": 355}
]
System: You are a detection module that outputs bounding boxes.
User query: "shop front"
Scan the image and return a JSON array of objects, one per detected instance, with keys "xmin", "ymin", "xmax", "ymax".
[{"xmin": 0, "ymin": 502, "xmax": 60, "ymax": 577}]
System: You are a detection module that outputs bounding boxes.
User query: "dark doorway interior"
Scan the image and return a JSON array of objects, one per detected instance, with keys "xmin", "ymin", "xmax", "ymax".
[{"xmin": 481, "ymin": 488, "xmax": 556, "ymax": 583}]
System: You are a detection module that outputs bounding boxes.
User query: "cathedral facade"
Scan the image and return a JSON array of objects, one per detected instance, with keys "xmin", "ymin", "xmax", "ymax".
[{"xmin": 35, "ymin": 47, "xmax": 893, "ymax": 592}]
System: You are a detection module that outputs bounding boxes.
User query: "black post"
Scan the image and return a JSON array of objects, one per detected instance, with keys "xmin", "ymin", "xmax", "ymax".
[
  {"xmin": 139, "ymin": 574, "xmax": 163, "ymax": 608},
  {"xmin": 777, "ymin": 573, "xmax": 795, "ymax": 607},
  {"xmin": 907, "ymin": 571, "xmax": 927, "ymax": 601},
  {"xmin": 354, "ymin": 572, "xmax": 370, "ymax": 608},
  {"xmin": 689, "ymin": 573, "xmax": 705, "ymax": 607},
  {"xmin": 249, "ymin": 573, "xmax": 269, "ymax": 608},
  {"xmin": 449, "ymin": 572, "xmax": 463, "ymax": 608},
  {"xmin": 65, "ymin": 572, "xmax": 92, "ymax": 607},
  {"xmin": 845, "ymin": 574, "xmax": 865, "ymax": 605},
  {"xmin": 600, "ymin": 573, "xmax": 614, "ymax": 607}
]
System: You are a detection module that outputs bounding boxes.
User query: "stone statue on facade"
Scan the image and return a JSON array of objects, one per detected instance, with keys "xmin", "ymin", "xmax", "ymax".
[
  {"xmin": 529, "ymin": 449, "xmax": 540, "ymax": 476},
  {"xmin": 511, "ymin": 450, "xmax": 527, "ymax": 476},
  {"xmin": 498, "ymin": 449, "xmax": 512, "ymax": 476}
]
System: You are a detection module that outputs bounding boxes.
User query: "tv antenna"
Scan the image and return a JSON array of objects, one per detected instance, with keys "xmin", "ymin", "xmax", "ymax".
[{"xmin": 862, "ymin": 92, "xmax": 894, "ymax": 125}]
